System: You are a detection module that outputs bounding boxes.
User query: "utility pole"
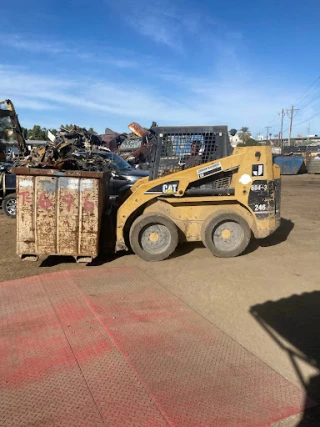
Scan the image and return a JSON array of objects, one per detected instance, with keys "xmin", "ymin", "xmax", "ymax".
[
  {"xmin": 287, "ymin": 105, "xmax": 299, "ymax": 147},
  {"xmin": 279, "ymin": 108, "xmax": 285, "ymax": 149},
  {"xmin": 307, "ymin": 123, "xmax": 310, "ymax": 142},
  {"xmin": 265, "ymin": 126, "xmax": 271, "ymax": 141}
]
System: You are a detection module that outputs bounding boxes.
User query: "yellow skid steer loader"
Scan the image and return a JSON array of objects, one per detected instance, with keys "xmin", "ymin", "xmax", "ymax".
[{"xmin": 115, "ymin": 126, "xmax": 281, "ymax": 261}]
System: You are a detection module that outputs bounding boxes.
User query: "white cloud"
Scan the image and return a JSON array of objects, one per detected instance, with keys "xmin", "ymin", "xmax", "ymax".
[
  {"xmin": 0, "ymin": 35, "xmax": 139, "ymax": 69},
  {"xmin": 108, "ymin": 0, "xmax": 201, "ymax": 52},
  {"xmin": 106, "ymin": 0, "xmax": 245, "ymax": 63},
  {"xmin": 9, "ymin": 98, "xmax": 58, "ymax": 111},
  {"xmin": 5, "ymin": 38, "xmax": 71, "ymax": 55},
  {"xmin": 0, "ymin": 65, "xmax": 74, "ymax": 93},
  {"xmin": 1, "ymin": 63, "xmax": 317, "ymax": 136}
]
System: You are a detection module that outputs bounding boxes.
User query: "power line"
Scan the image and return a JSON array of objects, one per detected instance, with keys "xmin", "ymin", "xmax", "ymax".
[
  {"xmin": 299, "ymin": 97, "xmax": 320, "ymax": 114},
  {"xmin": 292, "ymin": 110, "xmax": 320, "ymax": 127},
  {"xmin": 294, "ymin": 76, "xmax": 320, "ymax": 106},
  {"xmin": 267, "ymin": 112, "xmax": 279, "ymax": 126},
  {"xmin": 267, "ymin": 77, "xmax": 320, "ymax": 141}
]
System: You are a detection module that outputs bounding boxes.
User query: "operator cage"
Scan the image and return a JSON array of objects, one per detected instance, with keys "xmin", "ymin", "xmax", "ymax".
[{"xmin": 147, "ymin": 126, "xmax": 233, "ymax": 180}]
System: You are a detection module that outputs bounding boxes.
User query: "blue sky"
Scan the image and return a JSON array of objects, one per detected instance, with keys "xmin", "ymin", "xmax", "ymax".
[{"xmin": 1, "ymin": 0, "xmax": 320, "ymax": 137}]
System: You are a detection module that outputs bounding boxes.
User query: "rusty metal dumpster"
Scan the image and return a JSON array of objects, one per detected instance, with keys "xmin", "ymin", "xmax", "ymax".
[
  {"xmin": 273, "ymin": 156, "xmax": 306, "ymax": 175},
  {"xmin": 12, "ymin": 168, "xmax": 109, "ymax": 262}
]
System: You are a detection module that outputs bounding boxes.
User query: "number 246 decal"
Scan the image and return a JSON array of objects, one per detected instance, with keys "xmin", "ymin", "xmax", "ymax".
[{"xmin": 254, "ymin": 204, "xmax": 267, "ymax": 212}]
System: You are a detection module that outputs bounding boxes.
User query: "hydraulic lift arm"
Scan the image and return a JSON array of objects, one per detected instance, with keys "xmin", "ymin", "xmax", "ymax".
[{"xmin": 0, "ymin": 99, "xmax": 30, "ymax": 156}]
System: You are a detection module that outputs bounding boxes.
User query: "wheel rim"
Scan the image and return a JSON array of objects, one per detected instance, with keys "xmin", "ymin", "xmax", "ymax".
[
  {"xmin": 212, "ymin": 220, "xmax": 244, "ymax": 252},
  {"xmin": 6, "ymin": 199, "xmax": 16, "ymax": 216},
  {"xmin": 139, "ymin": 223, "xmax": 172, "ymax": 255}
]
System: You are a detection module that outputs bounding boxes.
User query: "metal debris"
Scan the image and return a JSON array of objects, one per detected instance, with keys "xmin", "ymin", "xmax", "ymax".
[
  {"xmin": 2, "ymin": 97, "xmax": 157, "ymax": 172},
  {"xmin": 99, "ymin": 131, "xmax": 127, "ymax": 153},
  {"xmin": 120, "ymin": 122, "xmax": 158, "ymax": 168},
  {"xmin": 14, "ymin": 126, "xmax": 113, "ymax": 172}
]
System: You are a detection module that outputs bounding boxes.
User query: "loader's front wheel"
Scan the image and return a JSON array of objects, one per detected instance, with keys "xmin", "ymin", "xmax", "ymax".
[
  {"xmin": 130, "ymin": 214, "xmax": 178, "ymax": 261},
  {"xmin": 202, "ymin": 213, "xmax": 251, "ymax": 258}
]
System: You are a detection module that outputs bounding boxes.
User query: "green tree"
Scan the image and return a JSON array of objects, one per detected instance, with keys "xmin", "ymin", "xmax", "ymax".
[
  {"xmin": 21, "ymin": 127, "xmax": 28, "ymax": 139},
  {"xmin": 238, "ymin": 127, "xmax": 251, "ymax": 144},
  {"xmin": 27, "ymin": 125, "xmax": 47, "ymax": 140},
  {"xmin": 60, "ymin": 125, "xmax": 96, "ymax": 134},
  {"xmin": 237, "ymin": 138, "xmax": 261, "ymax": 147},
  {"xmin": 0, "ymin": 117, "xmax": 11, "ymax": 141},
  {"xmin": 0, "ymin": 116, "xmax": 10, "ymax": 161},
  {"xmin": 60, "ymin": 124, "xmax": 74, "ymax": 131}
]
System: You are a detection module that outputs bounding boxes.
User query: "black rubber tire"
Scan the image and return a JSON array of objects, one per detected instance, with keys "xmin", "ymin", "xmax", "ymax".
[
  {"xmin": 2, "ymin": 193, "xmax": 17, "ymax": 219},
  {"xmin": 129, "ymin": 214, "xmax": 179, "ymax": 261},
  {"xmin": 202, "ymin": 212, "xmax": 251, "ymax": 258}
]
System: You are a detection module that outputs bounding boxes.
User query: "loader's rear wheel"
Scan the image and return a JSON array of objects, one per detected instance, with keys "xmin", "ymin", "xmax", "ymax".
[
  {"xmin": 130, "ymin": 214, "xmax": 178, "ymax": 261},
  {"xmin": 202, "ymin": 213, "xmax": 251, "ymax": 258}
]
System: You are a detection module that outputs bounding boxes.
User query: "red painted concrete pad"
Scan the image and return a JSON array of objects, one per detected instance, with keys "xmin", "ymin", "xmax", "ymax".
[{"xmin": 0, "ymin": 267, "xmax": 316, "ymax": 427}]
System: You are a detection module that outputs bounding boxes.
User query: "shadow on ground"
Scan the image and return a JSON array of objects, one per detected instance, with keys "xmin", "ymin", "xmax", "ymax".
[
  {"xmin": 169, "ymin": 241, "xmax": 204, "ymax": 259},
  {"xmin": 40, "ymin": 255, "xmax": 76, "ymax": 267},
  {"xmin": 250, "ymin": 292, "xmax": 320, "ymax": 426},
  {"xmin": 171, "ymin": 217, "xmax": 294, "ymax": 259},
  {"xmin": 39, "ymin": 252, "xmax": 128, "ymax": 268},
  {"xmin": 244, "ymin": 218, "xmax": 294, "ymax": 255}
]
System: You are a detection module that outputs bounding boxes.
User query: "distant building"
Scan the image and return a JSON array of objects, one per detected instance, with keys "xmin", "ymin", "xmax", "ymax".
[
  {"xmin": 229, "ymin": 134, "xmax": 242, "ymax": 147},
  {"xmin": 6, "ymin": 139, "xmax": 47, "ymax": 147},
  {"xmin": 4, "ymin": 139, "xmax": 47, "ymax": 156},
  {"xmin": 272, "ymin": 147, "xmax": 281, "ymax": 154}
]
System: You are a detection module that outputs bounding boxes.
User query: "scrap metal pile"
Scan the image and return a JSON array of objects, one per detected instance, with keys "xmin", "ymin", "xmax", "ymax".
[
  {"xmin": 15, "ymin": 126, "xmax": 113, "ymax": 172},
  {"xmin": 2, "ymin": 98, "xmax": 159, "ymax": 172}
]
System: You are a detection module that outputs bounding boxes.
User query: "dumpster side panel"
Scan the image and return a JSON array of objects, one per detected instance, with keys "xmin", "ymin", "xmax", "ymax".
[
  {"xmin": 274, "ymin": 156, "xmax": 305, "ymax": 175},
  {"xmin": 57, "ymin": 177, "xmax": 80, "ymax": 255},
  {"xmin": 35, "ymin": 177, "xmax": 58, "ymax": 254},
  {"xmin": 14, "ymin": 170, "xmax": 108, "ymax": 259},
  {"xmin": 79, "ymin": 178, "xmax": 100, "ymax": 256},
  {"xmin": 16, "ymin": 176, "xmax": 36, "ymax": 255}
]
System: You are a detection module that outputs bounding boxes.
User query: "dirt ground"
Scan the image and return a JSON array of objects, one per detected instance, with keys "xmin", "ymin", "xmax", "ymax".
[{"xmin": 1, "ymin": 174, "xmax": 320, "ymax": 426}]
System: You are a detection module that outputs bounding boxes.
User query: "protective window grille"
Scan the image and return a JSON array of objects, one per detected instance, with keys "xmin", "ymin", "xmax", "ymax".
[{"xmin": 149, "ymin": 126, "xmax": 232, "ymax": 180}]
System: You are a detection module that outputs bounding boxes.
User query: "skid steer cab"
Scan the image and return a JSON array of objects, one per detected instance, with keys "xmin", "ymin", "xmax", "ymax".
[{"xmin": 114, "ymin": 126, "xmax": 281, "ymax": 261}]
